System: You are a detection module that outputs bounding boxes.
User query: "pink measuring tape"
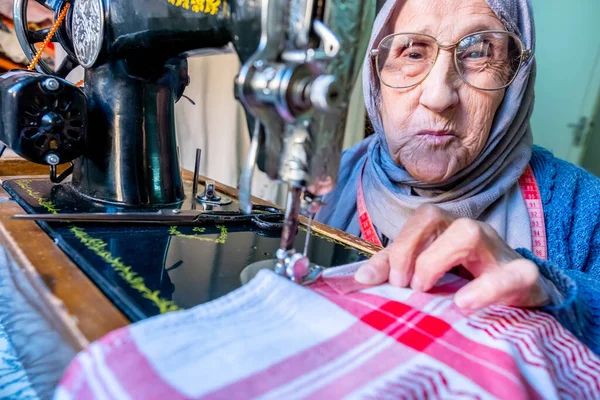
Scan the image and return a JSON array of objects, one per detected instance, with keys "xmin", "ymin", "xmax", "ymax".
[
  {"xmin": 357, "ymin": 163, "xmax": 548, "ymax": 259},
  {"xmin": 518, "ymin": 164, "xmax": 548, "ymax": 260},
  {"xmin": 356, "ymin": 165, "xmax": 384, "ymax": 248}
]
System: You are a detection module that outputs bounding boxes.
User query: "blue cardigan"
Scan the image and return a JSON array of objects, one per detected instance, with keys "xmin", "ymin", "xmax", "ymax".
[{"xmin": 521, "ymin": 146, "xmax": 600, "ymax": 355}]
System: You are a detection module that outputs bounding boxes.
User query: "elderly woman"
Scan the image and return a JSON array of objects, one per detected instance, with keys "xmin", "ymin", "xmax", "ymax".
[{"xmin": 317, "ymin": 0, "xmax": 600, "ymax": 354}]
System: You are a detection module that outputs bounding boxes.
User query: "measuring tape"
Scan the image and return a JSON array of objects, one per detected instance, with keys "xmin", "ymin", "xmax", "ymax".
[
  {"xmin": 356, "ymin": 163, "xmax": 384, "ymax": 247},
  {"xmin": 357, "ymin": 162, "xmax": 548, "ymax": 260},
  {"xmin": 518, "ymin": 164, "xmax": 548, "ymax": 260}
]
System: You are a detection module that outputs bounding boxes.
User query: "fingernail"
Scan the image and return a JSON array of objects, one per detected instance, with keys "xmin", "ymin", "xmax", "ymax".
[
  {"xmin": 355, "ymin": 264, "xmax": 376, "ymax": 284},
  {"xmin": 455, "ymin": 291, "xmax": 476, "ymax": 309},
  {"xmin": 389, "ymin": 270, "xmax": 405, "ymax": 287},
  {"xmin": 411, "ymin": 276, "xmax": 424, "ymax": 292}
]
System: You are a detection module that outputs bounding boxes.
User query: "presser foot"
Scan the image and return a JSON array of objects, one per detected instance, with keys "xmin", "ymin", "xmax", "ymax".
[
  {"xmin": 240, "ymin": 187, "xmax": 325, "ymax": 286},
  {"xmin": 239, "ymin": 258, "xmax": 324, "ymax": 286}
]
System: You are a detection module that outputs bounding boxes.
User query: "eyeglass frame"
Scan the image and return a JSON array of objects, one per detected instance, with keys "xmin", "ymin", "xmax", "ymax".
[{"xmin": 370, "ymin": 30, "xmax": 533, "ymax": 92}]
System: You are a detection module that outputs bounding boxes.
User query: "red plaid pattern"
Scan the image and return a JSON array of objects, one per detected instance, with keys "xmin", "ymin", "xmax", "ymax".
[{"xmin": 55, "ymin": 266, "xmax": 600, "ymax": 400}]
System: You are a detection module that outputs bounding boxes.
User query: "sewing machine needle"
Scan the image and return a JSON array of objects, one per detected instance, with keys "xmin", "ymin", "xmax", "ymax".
[
  {"xmin": 279, "ymin": 187, "xmax": 302, "ymax": 253},
  {"xmin": 239, "ymin": 120, "xmax": 261, "ymax": 215},
  {"xmin": 192, "ymin": 149, "xmax": 202, "ymax": 210},
  {"xmin": 303, "ymin": 213, "xmax": 314, "ymax": 257}
]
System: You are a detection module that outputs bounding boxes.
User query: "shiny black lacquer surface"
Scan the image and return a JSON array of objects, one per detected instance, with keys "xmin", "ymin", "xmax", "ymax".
[
  {"xmin": 71, "ymin": 59, "xmax": 186, "ymax": 206},
  {"xmin": 0, "ymin": 71, "xmax": 87, "ymax": 165},
  {"xmin": 56, "ymin": 0, "xmax": 262, "ymax": 207},
  {"xmin": 4, "ymin": 179, "xmax": 368, "ymax": 321}
]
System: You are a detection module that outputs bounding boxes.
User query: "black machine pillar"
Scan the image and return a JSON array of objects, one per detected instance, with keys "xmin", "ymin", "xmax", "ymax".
[{"xmin": 71, "ymin": 59, "xmax": 187, "ymax": 206}]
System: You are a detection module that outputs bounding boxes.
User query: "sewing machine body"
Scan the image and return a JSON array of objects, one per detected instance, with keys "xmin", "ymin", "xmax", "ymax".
[
  {"xmin": 0, "ymin": 0, "xmax": 377, "ymax": 341},
  {"xmin": 9, "ymin": 0, "xmax": 374, "ymax": 204}
]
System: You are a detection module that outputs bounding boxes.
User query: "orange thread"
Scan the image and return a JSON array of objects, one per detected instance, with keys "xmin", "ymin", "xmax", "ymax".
[
  {"xmin": 75, "ymin": 79, "xmax": 84, "ymax": 87},
  {"xmin": 27, "ymin": 3, "xmax": 70, "ymax": 71}
]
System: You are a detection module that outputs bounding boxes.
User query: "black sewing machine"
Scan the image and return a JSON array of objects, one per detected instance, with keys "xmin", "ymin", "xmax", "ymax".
[{"xmin": 0, "ymin": 0, "xmax": 375, "ymax": 322}]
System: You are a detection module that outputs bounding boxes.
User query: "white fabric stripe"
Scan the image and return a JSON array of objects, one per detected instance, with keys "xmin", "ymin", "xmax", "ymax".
[
  {"xmin": 422, "ymin": 296, "xmax": 451, "ymax": 315},
  {"xmin": 89, "ymin": 343, "xmax": 132, "ymax": 400},
  {"xmin": 489, "ymin": 308, "xmax": 594, "ymax": 398},
  {"xmin": 492, "ymin": 312, "xmax": 580, "ymax": 392},
  {"xmin": 322, "ymin": 261, "xmax": 363, "ymax": 278},
  {"xmin": 361, "ymin": 284, "xmax": 413, "ymax": 303},
  {"xmin": 78, "ymin": 352, "xmax": 110, "ymax": 400},
  {"xmin": 263, "ymin": 300, "xmax": 438, "ymax": 399},
  {"xmin": 343, "ymin": 354, "xmax": 497, "ymax": 400},
  {"xmin": 452, "ymin": 312, "xmax": 566, "ymax": 399},
  {"xmin": 131, "ymin": 271, "xmax": 356, "ymax": 397},
  {"xmin": 360, "ymin": 273, "xmax": 462, "ymax": 305},
  {"xmin": 52, "ymin": 387, "xmax": 74, "ymax": 400},
  {"xmin": 259, "ymin": 308, "xmax": 427, "ymax": 399}
]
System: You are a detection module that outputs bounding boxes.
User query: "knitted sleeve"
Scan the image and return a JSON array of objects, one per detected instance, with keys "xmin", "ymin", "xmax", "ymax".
[
  {"xmin": 525, "ymin": 147, "xmax": 600, "ymax": 355},
  {"xmin": 516, "ymin": 249, "xmax": 600, "ymax": 355}
]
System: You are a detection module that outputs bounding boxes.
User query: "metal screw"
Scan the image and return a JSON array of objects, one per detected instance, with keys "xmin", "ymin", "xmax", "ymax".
[
  {"xmin": 253, "ymin": 60, "xmax": 264, "ymax": 71},
  {"xmin": 43, "ymin": 78, "xmax": 60, "ymax": 91},
  {"xmin": 263, "ymin": 67, "xmax": 277, "ymax": 81},
  {"xmin": 286, "ymin": 253, "xmax": 310, "ymax": 281},
  {"xmin": 45, "ymin": 153, "xmax": 60, "ymax": 165},
  {"xmin": 276, "ymin": 248, "xmax": 288, "ymax": 262}
]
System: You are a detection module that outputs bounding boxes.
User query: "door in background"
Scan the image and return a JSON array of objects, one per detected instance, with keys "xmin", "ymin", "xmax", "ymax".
[
  {"xmin": 580, "ymin": 95, "xmax": 600, "ymax": 177},
  {"xmin": 530, "ymin": 0, "xmax": 600, "ymax": 164}
]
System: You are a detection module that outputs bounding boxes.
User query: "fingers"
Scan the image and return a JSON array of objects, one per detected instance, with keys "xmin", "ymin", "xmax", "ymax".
[
  {"xmin": 355, "ymin": 250, "xmax": 391, "ymax": 285},
  {"xmin": 355, "ymin": 205, "xmax": 454, "ymax": 286},
  {"xmin": 412, "ymin": 218, "xmax": 520, "ymax": 292},
  {"xmin": 355, "ymin": 204, "xmax": 538, "ymax": 312},
  {"xmin": 386, "ymin": 205, "xmax": 454, "ymax": 286},
  {"xmin": 355, "ymin": 247, "xmax": 412, "ymax": 286},
  {"xmin": 454, "ymin": 259, "xmax": 549, "ymax": 310},
  {"xmin": 411, "ymin": 218, "xmax": 491, "ymax": 291}
]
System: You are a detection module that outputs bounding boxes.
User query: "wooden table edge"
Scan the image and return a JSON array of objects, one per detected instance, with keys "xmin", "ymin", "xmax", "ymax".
[{"xmin": 181, "ymin": 170, "xmax": 381, "ymax": 256}]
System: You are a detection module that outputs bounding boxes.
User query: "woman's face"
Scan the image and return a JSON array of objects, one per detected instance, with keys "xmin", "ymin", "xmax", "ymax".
[{"xmin": 380, "ymin": 0, "xmax": 506, "ymax": 183}]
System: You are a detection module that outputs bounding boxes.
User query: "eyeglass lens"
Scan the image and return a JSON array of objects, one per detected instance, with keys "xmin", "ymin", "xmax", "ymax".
[{"xmin": 376, "ymin": 32, "xmax": 524, "ymax": 90}]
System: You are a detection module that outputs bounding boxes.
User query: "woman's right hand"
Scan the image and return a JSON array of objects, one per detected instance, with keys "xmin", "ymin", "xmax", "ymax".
[{"xmin": 354, "ymin": 205, "xmax": 553, "ymax": 311}]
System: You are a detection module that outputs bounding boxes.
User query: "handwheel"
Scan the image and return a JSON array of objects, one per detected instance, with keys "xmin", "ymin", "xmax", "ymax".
[{"xmin": 13, "ymin": 0, "xmax": 80, "ymax": 78}]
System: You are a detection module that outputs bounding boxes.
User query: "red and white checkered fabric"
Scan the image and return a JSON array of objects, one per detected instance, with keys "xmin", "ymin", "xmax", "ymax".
[{"xmin": 54, "ymin": 263, "xmax": 600, "ymax": 400}]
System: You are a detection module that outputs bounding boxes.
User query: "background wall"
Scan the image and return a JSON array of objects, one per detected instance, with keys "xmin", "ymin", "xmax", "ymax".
[{"xmin": 529, "ymin": 0, "xmax": 600, "ymax": 168}]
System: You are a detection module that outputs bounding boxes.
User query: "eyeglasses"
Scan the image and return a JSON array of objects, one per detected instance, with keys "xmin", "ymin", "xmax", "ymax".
[{"xmin": 370, "ymin": 30, "xmax": 532, "ymax": 91}]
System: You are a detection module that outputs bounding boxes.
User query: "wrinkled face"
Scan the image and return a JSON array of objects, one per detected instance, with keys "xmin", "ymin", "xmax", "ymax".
[{"xmin": 379, "ymin": 0, "xmax": 506, "ymax": 183}]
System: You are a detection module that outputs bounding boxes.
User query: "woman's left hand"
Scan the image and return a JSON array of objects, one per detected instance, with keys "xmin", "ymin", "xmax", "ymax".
[{"xmin": 354, "ymin": 205, "xmax": 554, "ymax": 310}]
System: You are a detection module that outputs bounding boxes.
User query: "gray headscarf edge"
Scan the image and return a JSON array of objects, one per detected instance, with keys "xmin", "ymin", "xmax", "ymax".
[
  {"xmin": 362, "ymin": 0, "xmax": 536, "ymax": 189},
  {"xmin": 318, "ymin": 0, "xmax": 538, "ymax": 250}
]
